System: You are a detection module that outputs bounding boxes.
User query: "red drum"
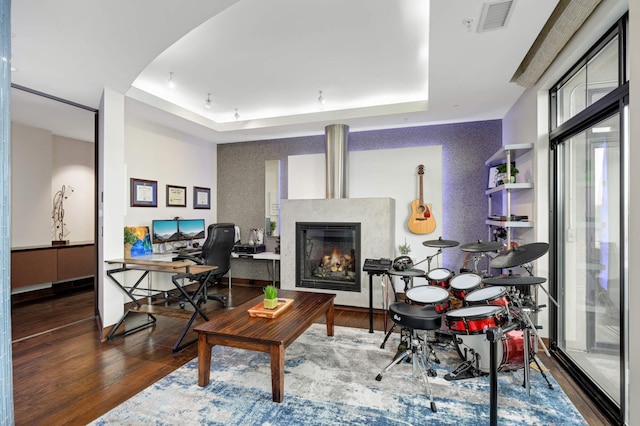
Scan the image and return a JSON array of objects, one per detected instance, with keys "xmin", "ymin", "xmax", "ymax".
[
  {"xmin": 449, "ymin": 273, "xmax": 482, "ymax": 300},
  {"xmin": 465, "ymin": 285, "xmax": 510, "ymax": 307},
  {"xmin": 426, "ymin": 268, "xmax": 453, "ymax": 289},
  {"xmin": 405, "ymin": 285, "xmax": 451, "ymax": 314},
  {"xmin": 445, "ymin": 305, "xmax": 507, "ymax": 335},
  {"xmin": 454, "ymin": 329, "xmax": 533, "ymax": 373}
]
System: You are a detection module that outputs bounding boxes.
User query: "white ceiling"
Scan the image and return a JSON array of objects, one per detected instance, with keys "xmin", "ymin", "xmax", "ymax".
[{"xmin": 9, "ymin": 0, "xmax": 559, "ymax": 143}]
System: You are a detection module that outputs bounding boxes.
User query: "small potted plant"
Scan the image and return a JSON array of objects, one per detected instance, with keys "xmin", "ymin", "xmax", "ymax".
[
  {"xmin": 496, "ymin": 163, "xmax": 519, "ymax": 185},
  {"xmin": 263, "ymin": 285, "xmax": 279, "ymax": 309},
  {"xmin": 398, "ymin": 239, "xmax": 411, "ymax": 256}
]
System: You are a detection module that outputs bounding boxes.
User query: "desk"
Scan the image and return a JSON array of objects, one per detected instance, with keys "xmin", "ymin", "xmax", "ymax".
[
  {"xmin": 195, "ymin": 290, "xmax": 335, "ymax": 402},
  {"xmin": 232, "ymin": 251, "xmax": 280, "ymax": 286},
  {"xmin": 105, "ymin": 258, "xmax": 217, "ymax": 352}
]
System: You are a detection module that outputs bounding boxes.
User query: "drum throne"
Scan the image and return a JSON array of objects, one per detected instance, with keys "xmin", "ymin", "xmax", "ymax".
[{"xmin": 375, "ymin": 302, "xmax": 442, "ymax": 413}]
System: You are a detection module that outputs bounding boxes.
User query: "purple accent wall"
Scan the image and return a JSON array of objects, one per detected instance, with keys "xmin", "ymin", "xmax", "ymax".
[{"xmin": 218, "ymin": 120, "xmax": 501, "ymax": 274}]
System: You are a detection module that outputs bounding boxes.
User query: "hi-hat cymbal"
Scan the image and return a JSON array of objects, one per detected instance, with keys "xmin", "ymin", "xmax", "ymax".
[
  {"xmin": 422, "ymin": 237, "xmax": 459, "ymax": 248},
  {"xmin": 483, "ymin": 276, "xmax": 547, "ymax": 286},
  {"xmin": 460, "ymin": 240, "xmax": 503, "ymax": 252},
  {"xmin": 489, "ymin": 242, "xmax": 550, "ymax": 269}
]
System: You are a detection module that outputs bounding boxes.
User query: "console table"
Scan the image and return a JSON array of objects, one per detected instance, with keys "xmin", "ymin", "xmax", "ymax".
[
  {"xmin": 232, "ymin": 251, "xmax": 280, "ymax": 286},
  {"xmin": 104, "ymin": 258, "xmax": 217, "ymax": 352}
]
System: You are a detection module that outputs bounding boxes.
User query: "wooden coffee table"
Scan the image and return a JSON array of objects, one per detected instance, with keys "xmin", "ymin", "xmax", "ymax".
[{"xmin": 195, "ymin": 289, "xmax": 336, "ymax": 402}]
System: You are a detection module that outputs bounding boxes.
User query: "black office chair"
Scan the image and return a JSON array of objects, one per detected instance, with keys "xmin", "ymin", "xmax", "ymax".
[{"xmin": 190, "ymin": 223, "xmax": 235, "ymax": 307}]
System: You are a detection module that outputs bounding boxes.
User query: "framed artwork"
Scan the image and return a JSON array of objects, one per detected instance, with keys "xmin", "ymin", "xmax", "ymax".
[
  {"xmin": 167, "ymin": 184, "xmax": 187, "ymax": 207},
  {"xmin": 130, "ymin": 178, "xmax": 158, "ymax": 207},
  {"xmin": 193, "ymin": 186, "xmax": 211, "ymax": 209}
]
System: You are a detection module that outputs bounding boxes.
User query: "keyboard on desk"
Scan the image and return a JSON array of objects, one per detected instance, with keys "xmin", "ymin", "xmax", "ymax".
[{"xmin": 174, "ymin": 247, "xmax": 202, "ymax": 255}]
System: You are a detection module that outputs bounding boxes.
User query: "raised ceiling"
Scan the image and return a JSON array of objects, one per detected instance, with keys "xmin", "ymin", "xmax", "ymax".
[{"xmin": 10, "ymin": 0, "xmax": 559, "ymax": 143}]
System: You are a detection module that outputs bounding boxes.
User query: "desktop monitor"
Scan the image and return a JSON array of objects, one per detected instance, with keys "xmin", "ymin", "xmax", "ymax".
[
  {"xmin": 178, "ymin": 219, "xmax": 206, "ymax": 241},
  {"xmin": 152, "ymin": 219, "xmax": 180, "ymax": 244}
]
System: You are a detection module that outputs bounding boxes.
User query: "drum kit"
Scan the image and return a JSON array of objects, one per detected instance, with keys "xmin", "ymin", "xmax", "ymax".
[{"xmin": 383, "ymin": 236, "xmax": 556, "ymax": 395}]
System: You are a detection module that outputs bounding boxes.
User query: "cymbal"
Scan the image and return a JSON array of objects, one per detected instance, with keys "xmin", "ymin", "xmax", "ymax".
[
  {"xmin": 459, "ymin": 240, "xmax": 503, "ymax": 252},
  {"xmin": 489, "ymin": 242, "xmax": 550, "ymax": 269},
  {"xmin": 422, "ymin": 237, "xmax": 459, "ymax": 248},
  {"xmin": 483, "ymin": 276, "xmax": 547, "ymax": 286}
]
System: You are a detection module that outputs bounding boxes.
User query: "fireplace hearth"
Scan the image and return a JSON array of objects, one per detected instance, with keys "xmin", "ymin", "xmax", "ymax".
[{"xmin": 296, "ymin": 222, "xmax": 361, "ymax": 292}]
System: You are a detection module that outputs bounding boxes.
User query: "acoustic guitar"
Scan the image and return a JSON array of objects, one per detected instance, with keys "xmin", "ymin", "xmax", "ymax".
[{"xmin": 407, "ymin": 165, "xmax": 436, "ymax": 234}]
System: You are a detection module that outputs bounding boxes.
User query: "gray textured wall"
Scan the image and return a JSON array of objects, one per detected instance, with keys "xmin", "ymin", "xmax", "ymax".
[{"xmin": 217, "ymin": 120, "xmax": 502, "ymax": 280}]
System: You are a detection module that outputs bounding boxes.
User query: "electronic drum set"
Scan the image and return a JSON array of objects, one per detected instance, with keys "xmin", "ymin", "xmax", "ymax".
[{"xmin": 378, "ymin": 236, "xmax": 557, "ymax": 398}]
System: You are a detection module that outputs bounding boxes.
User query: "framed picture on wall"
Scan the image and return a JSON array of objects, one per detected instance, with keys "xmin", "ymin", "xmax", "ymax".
[
  {"xmin": 193, "ymin": 186, "xmax": 211, "ymax": 209},
  {"xmin": 166, "ymin": 184, "xmax": 187, "ymax": 207},
  {"xmin": 130, "ymin": 178, "xmax": 158, "ymax": 207}
]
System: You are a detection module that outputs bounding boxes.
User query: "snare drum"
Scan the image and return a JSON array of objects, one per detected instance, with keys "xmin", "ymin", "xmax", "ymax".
[
  {"xmin": 445, "ymin": 305, "xmax": 507, "ymax": 335},
  {"xmin": 426, "ymin": 268, "xmax": 453, "ymax": 289},
  {"xmin": 465, "ymin": 286, "xmax": 510, "ymax": 307},
  {"xmin": 449, "ymin": 273, "xmax": 482, "ymax": 300},
  {"xmin": 405, "ymin": 285, "xmax": 451, "ymax": 313},
  {"xmin": 454, "ymin": 329, "xmax": 532, "ymax": 373}
]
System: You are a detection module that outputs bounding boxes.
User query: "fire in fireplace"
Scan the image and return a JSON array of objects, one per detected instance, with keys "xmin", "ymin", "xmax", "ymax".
[{"xmin": 296, "ymin": 222, "xmax": 361, "ymax": 292}]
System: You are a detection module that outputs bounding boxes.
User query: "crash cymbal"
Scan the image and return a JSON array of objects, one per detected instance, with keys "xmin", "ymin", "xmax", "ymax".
[
  {"xmin": 483, "ymin": 276, "xmax": 547, "ymax": 286},
  {"xmin": 422, "ymin": 237, "xmax": 460, "ymax": 248},
  {"xmin": 460, "ymin": 240, "xmax": 503, "ymax": 253},
  {"xmin": 489, "ymin": 242, "xmax": 550, "ymax": 269}
]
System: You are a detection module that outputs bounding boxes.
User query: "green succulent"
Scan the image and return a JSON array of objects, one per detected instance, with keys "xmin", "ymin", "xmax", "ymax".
[{"xmin": 264, "ymin": 285, "xmax": 278, "ymax": 300}]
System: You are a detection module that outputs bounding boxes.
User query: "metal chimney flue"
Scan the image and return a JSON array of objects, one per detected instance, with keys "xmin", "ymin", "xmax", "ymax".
[{"xmin": 325, "ymin": 124, "xmax": 349, "ymax": 199}]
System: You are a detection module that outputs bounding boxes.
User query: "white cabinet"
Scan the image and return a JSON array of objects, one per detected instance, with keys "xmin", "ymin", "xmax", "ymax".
[{"xmin": 485, "ymin": 143, "xmax": 534, "ymax": 249}]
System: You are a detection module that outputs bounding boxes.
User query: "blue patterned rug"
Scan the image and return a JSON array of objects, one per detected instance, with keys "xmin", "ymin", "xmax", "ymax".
[{"xmin": 91, "ymin": 324, "xmax": 586, "ymax": 425}]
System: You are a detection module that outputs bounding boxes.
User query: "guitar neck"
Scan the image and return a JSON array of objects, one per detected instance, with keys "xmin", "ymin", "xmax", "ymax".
[{"xmin": 419, "ymin": 173, "xmax": 425, "ymax": 206}]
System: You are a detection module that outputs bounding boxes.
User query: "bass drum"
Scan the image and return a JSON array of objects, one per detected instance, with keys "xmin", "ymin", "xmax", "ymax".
[{"xmin": 453, "ymin": 329, "xmax": 533, "ymax": 373}]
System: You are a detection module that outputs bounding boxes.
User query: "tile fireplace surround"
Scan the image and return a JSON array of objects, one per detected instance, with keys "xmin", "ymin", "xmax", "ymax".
[{"xmin": 280, "ymin": 198, "xmax": 395, "ymax": 308}]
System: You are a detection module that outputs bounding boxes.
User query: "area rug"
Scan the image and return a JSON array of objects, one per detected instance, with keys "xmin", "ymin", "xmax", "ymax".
[{"xmin": 90, "ymin": 324, "xmax": 587, "ymax": 425}]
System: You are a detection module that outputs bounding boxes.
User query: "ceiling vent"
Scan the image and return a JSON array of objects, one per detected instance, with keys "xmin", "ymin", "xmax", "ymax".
[{"xmin": 477, "ymin": 0, "xmax": 516, "ymax": 32}]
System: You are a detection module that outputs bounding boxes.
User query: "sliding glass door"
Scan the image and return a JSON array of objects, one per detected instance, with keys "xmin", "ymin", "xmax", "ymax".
[
  {"xmin": 549, "ymin": 16, "xmax": 628, "ymax": 423},
  {"xmin": 555, "ymin": 113, "xmax": 622, "ymax": 404}
]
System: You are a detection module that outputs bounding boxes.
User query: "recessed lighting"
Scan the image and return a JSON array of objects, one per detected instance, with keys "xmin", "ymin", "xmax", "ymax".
[{"xmin": 592, "ymin": 127, "xmax": 611, "ymax": 133}]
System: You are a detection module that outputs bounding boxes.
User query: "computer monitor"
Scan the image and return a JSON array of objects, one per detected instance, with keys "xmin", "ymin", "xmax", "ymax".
[
  {"xmin": 152, "ymin": 219, "xmax": 180, "ymax": 244},
  {"xmin": 178, "ymin": 219, "xmax": 206, "ymax": 241}
]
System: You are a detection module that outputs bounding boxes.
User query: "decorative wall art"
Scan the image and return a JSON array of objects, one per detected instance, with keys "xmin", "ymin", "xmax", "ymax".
[
  {"xmin": 167, "ymin": 184, "xmax": 187, "ymax": 207},
  {"xmin": 193, "ymin": 186, "xmax": 211, "ymax": 209},
  {"xmin": 131, "ymin": 178, "xmax": 158, "ymax": 207}
]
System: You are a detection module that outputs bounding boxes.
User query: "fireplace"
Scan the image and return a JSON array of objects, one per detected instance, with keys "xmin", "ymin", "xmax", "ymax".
[{"xmin": 296, "ymin": 222, "xmax": 361, "ymax": 292}]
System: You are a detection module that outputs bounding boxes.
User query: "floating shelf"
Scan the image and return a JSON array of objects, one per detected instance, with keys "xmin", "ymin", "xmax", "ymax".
[
  {"xmin": 485, "ymin": 143, "xmax": 534, "ymax": 166},
  {"xmin": 486, "ymin": 182, "xmax": 533, "ymax": 195}
]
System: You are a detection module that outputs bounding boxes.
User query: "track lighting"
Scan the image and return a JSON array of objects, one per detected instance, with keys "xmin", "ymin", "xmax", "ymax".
[
  {"xmin": 204, "ymin": 93, "xmax": 212, "ymax": 109},
  {"xmin": 318, "ymin": 90, "xmax": 326, "ymax": 105},
  {"xmin": 168, "ymin": 72, "xmax": 176, "ymax": 89},
  {"xmin": 234, "ymin": 108, "xmax": 240, "ymax": 120}
]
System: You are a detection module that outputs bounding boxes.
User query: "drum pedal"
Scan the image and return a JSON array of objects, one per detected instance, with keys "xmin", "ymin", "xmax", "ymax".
[{"xmin": 444, "ymin": 360, "xmax": 479, "ymax": 381}]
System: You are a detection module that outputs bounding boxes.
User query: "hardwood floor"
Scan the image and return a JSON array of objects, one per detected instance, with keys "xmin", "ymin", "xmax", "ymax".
[{"xmin": 11, "ymin": 285, "xmax": 614, "ymax": 426}]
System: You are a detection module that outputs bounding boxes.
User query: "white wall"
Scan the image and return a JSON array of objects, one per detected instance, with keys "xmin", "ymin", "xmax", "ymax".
[
  {"xmin": 288, "ymin": 145, "xmax": 444, "ymax": 264},
  {"xmin": 10, "ymin": 123, "xmax": 94, "ymax": 249},
  {"xmin": 99, "ymin": 90, "xmax": 219, "ymax": 329},
  {"xmin": 11, "ymin": 123, "xmax": 53, "ymax": 247}
]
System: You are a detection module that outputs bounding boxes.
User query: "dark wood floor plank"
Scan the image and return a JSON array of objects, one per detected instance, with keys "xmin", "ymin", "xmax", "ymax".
[{"xmin": 11, "ymin": 285, "xmax": 613, "ymax": 426}]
